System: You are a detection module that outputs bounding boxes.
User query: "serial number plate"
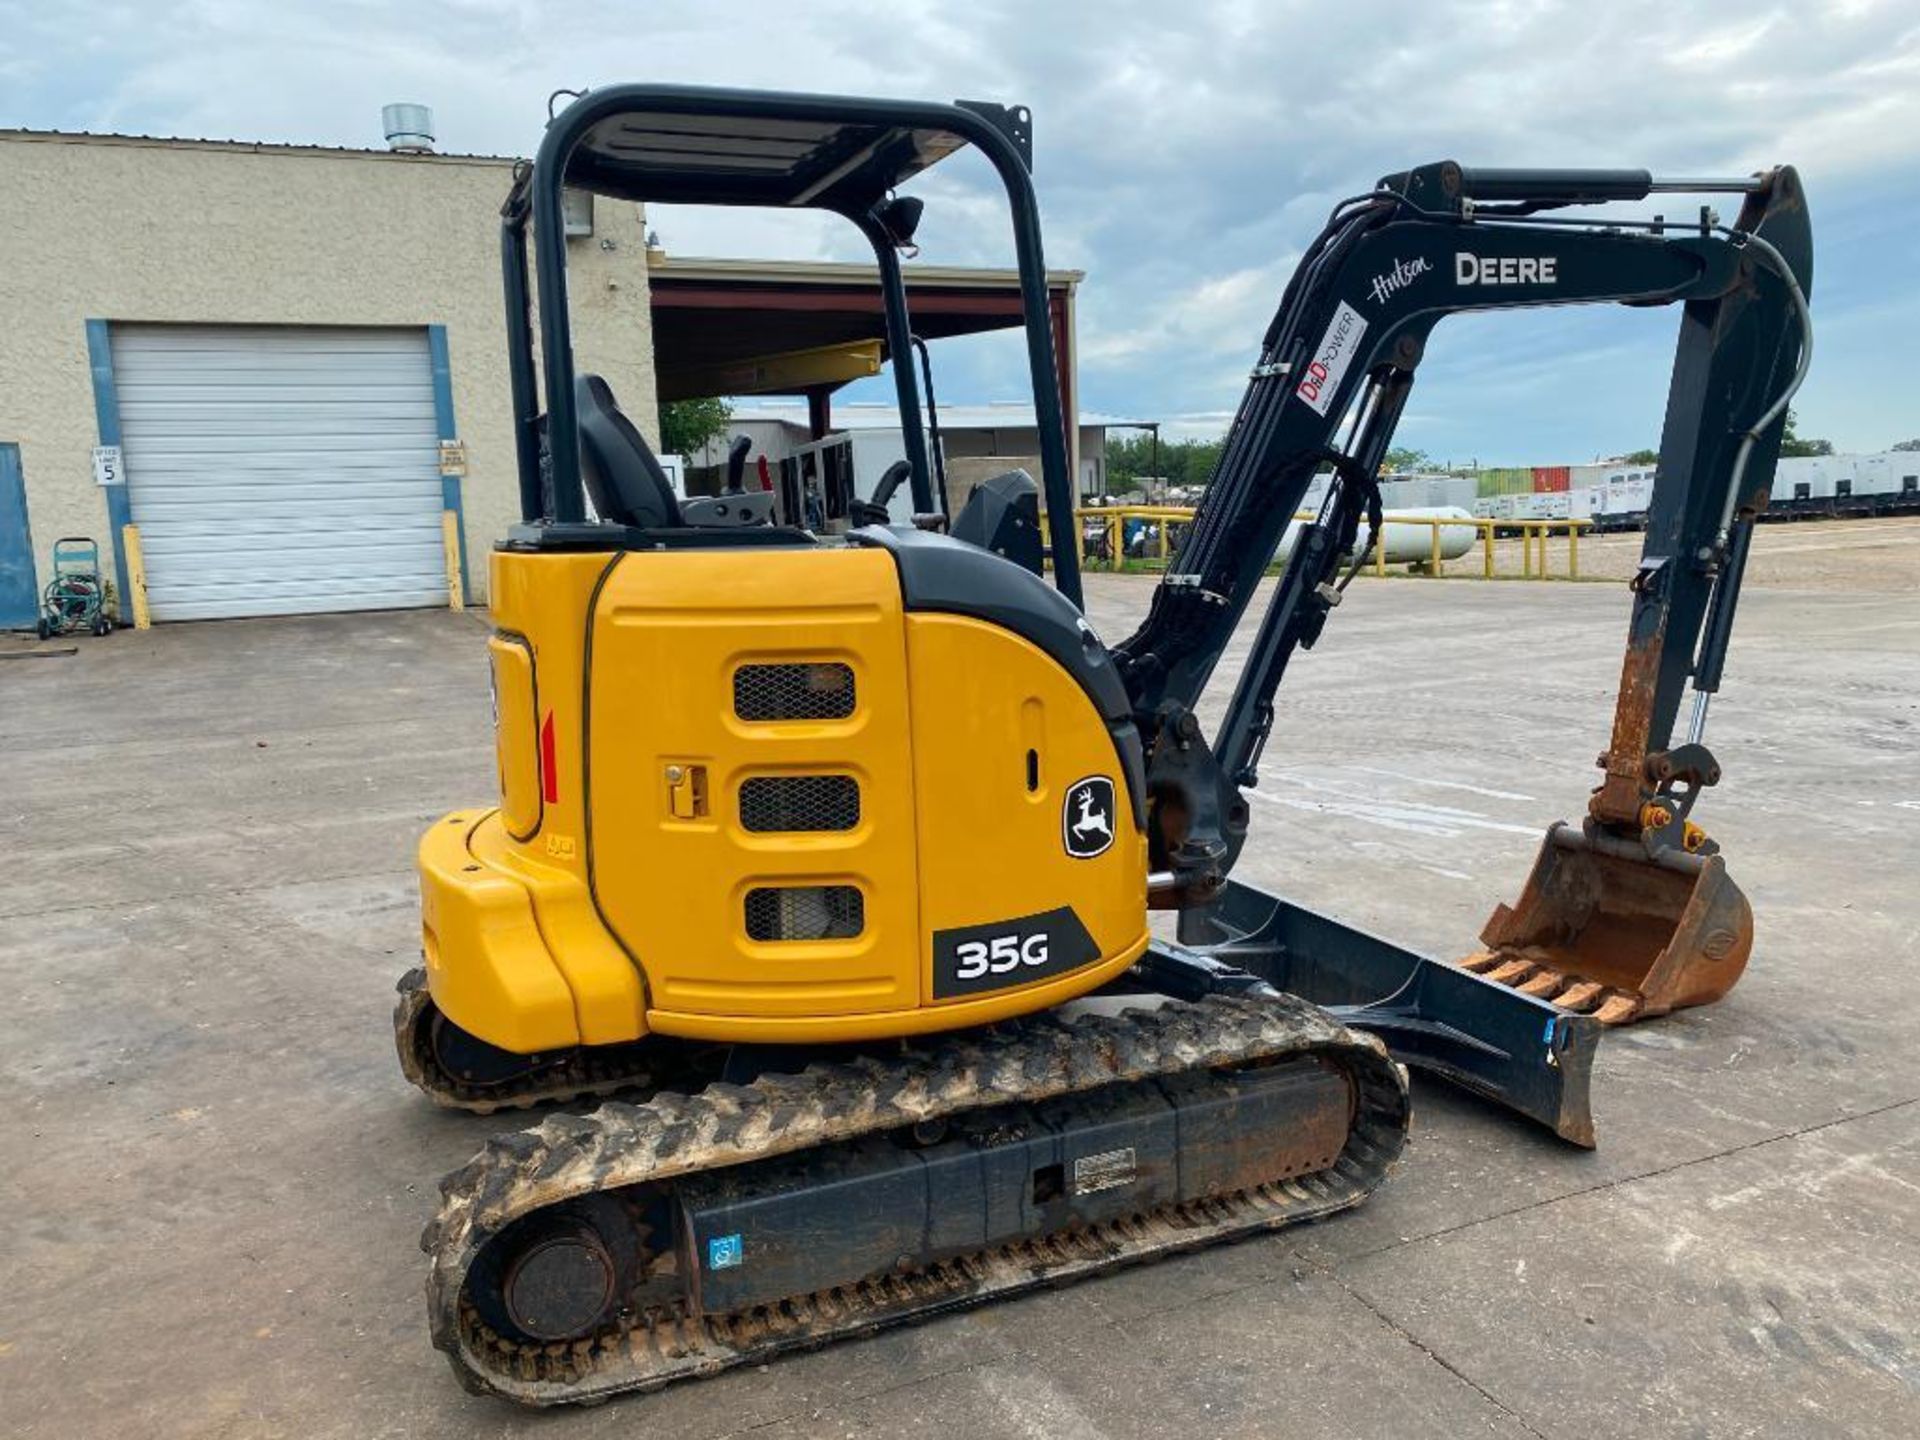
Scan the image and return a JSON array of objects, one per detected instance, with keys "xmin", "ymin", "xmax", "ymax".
[{"xmin": 1072, "ymin": 1147, "xmax": 1137, "ymax": 1196}]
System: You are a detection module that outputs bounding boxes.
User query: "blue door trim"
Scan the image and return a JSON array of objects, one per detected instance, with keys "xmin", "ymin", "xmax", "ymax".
[
  {"xmin": 0, "ymin": 444, "xmax": 39, "ymax": 629},
  {"xmin": 85, "ymin": 320, "xmax": 134, "ymax": 610},
  {"xmin": 427, "ymin": 325, "xmax": 470, "ymax": 602}
]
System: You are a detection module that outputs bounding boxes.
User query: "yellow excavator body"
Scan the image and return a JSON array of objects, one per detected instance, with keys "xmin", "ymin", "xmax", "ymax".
[{"xmin": 420, "ymin": 544, "xmax": 1151, "ymax": 1054}]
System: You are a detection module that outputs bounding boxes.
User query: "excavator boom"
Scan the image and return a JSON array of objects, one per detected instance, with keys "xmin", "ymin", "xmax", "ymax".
[{"xmin": 1122, "ymin": 161, "xmax": 1811, "ymax": 1025}]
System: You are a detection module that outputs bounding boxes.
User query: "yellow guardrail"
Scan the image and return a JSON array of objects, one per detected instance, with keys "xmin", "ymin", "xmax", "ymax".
[{"xmin": 1052, "ymin": 505, "xmax": 1593, "ymax": 580}]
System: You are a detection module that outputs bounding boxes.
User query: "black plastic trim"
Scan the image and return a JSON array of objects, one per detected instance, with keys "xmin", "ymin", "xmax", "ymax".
[
  {"xmin": 852, "ymin": 527, "xmax": 1125, "ymax": 717},
  {"xmin": 852, "ymin": 525, "xmax": 1146, "ymax": 823},
  {"xmin": 578, "ymin": 552, "xmax": 654, "ymax": 1007},
  {"xmin": 502, "ymin": 522, "xmax": 819, "ymax": 553}
]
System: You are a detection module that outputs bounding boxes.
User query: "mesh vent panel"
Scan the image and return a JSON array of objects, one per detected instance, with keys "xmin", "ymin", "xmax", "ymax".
[
  {"xmin": 734, "ymin": 663, "xmax": 855, "ymax": 721},
  {"xmin": 744, "ymin": 886, "xmax": 865, "ymax": 941},
  {"xmin": 739, "ymin": 775, "xmax": 860, "ymax": 833}
]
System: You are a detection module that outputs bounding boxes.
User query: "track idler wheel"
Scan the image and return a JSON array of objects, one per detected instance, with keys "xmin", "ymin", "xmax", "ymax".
[
  {"xmin": 502, "ymin": 1216, "xmax": 619, "ymax": 1342},
  {"xmin": 470, "ymin": 1195, "xmax": 653, "ymax": 1345}
]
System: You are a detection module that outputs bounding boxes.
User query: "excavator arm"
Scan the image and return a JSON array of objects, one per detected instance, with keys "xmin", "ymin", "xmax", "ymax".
[{"xmin": 1119, "ymin": 162, "xmax": 1812, "ymax": 966}]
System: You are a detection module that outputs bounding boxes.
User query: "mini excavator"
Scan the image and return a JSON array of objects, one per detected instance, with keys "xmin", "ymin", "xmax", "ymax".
[{"xmin": 397, "ymin": 85, "xmax": 1810, "ymax": 1406}]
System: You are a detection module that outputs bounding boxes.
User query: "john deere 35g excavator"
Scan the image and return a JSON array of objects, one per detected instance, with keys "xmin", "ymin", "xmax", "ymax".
[{"xmin": 398, "ymin": 85, "xmax": 1810, "ymax": 1406}]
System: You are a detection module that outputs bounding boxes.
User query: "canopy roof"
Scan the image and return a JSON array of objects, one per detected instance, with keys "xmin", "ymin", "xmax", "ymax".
[{"xmin": 561, "ymin": 89, "xmax": 1029, "ymax": 210}]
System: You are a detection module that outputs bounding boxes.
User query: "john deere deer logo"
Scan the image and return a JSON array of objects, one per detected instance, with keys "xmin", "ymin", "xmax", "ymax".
[{"xmin": 1063, "ymin": 776, "xmax": 1116, "ymax": 859}]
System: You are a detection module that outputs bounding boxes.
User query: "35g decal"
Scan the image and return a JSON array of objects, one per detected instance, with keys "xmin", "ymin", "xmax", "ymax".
[
  {"xmin": 933, "ymin": 907, "xmax": 1099, "ymax": 999},
  {"xmin": 952, "ymin": 931, "xmax": 1050, "ymax": 982}
]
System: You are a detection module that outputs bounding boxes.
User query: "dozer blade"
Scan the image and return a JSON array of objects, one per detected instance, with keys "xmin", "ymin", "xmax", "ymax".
[
  {"xmin": 1464, "ymin": 822, "xmax": 1754, "ymax": 1025},
  {"xmin": 1173, "ymin": 880, "xmax": 1601, "ymax": 1146}
]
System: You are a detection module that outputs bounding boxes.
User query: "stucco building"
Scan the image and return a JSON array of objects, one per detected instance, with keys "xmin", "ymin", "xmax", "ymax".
[
  {"xmin": 0, "ymin": 128, "xmax": 658, "ymax": 623},
  {"xmin": 0, "ymin": 124, "xmax": 1092, "ymax": 630}
]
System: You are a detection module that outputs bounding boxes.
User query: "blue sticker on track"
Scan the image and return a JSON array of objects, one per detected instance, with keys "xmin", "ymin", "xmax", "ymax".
[{"xmin": 707, "ymin": 1233, "xmax": 744, "ymax": 1270}]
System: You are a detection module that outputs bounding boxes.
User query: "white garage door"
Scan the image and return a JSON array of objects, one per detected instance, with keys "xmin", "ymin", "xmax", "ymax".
[{"xmin": 112, "ymin": 325, "xmax": 449, "ymax": 620}]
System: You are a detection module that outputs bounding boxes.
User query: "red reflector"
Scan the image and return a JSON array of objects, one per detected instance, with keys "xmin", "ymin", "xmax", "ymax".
[{"xmin": 539, "ymin": 710, "xmax": 559, "ymax": 804}]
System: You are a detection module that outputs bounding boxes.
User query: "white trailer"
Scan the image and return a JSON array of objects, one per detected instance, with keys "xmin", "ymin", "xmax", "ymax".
[
  {"xmin": 1598, "ymin": 472, "xmax": 1655, "ymax": 530},
  {"xmin": 1770, "ymin": 455, "xmax": 1834, "ymax": 517}
]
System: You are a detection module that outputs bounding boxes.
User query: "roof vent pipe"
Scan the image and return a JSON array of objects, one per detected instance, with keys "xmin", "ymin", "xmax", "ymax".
[{"xmin": 382, "ymin": 103, "xmax": 435, "ymax": 153}]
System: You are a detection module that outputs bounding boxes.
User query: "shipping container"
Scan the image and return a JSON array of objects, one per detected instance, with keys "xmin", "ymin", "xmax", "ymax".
[
  {"xmin": 1894, "ymin": 459, "xmax": 1920, "ymax": 515},
  {"xmin": 1594, "ymin": 473, "xmax": 1654, "ymax": 531},
  {"xmin": 1571, "ymin": 462, "xmax": 1614, "ymax": 492},
  {"xmin": 1531, "ymin": 465, "xmax": 1571, "ymax": 493},
  {"xmin": 1771, "ymin": 456, "xmax": 1833, "ymax": 518},
  {"xmin": 1764, "ymin": 452, "xmax": 1920, "ymax": 519},
  {"xmin": 1850, "ymin": 453, "xmax": 1894, "ymax": 513},
  {"xmin": 1508, "ymin": 493, "xmax": 1573, "ymax": 522}
]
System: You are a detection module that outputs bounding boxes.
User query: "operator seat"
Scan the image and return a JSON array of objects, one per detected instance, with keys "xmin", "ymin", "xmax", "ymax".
[{"xmin": 576, "ymin": 374, "xmax": 682, "ymax": 529}]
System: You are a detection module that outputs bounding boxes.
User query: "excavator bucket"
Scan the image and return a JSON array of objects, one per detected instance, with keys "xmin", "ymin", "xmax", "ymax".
[{"xmin": 1460, "ymin": 823, "xmax": 1753, "ymax": 1025}]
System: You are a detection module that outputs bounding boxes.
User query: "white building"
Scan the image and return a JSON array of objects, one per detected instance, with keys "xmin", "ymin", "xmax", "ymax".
[{"xmin": 686, "ymin": 403, "xmax": 1149, "ymax": 525}]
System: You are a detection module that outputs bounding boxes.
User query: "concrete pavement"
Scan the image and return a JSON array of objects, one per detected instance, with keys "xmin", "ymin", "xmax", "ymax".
[{"xmin": 2, "ymin": 574, "xmax": 1915, "ymax": 1439}]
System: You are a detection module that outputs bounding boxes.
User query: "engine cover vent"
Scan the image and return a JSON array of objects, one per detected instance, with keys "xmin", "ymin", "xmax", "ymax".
[
  {"xmin": 733, "ymin": 663, "xmax": 855, "ymax": 722},
  {"xmin": 744, "ymin": 886, "xmax": 865, "ymax": 942},
  {"xmin": 739, "ymin": 775, "xmax": 860, "ymax": 833}
]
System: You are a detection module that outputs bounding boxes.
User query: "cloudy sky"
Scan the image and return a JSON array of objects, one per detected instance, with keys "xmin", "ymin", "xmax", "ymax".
[{"xmin": 5, "ymin": 1, "xmax": 1917, "ymax": 459}]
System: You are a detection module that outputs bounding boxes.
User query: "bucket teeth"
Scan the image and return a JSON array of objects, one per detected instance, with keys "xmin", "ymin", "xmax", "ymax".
[
  {"xmin": 1466, "ymin": 823, "xmax": 1756, "ymax": 1024},
  {"xmin": 1593, "ymin": 993, "xmax": 1645, "ymax": 1025},
  {"xmin": 1451, "ymin": 953, "xmax": 1661, "ymax": 1027},
  {"xmin": 1484, "ymin": 959, "xmax": 1537, "ymax": 987},
  {"xmin": 1552, "ymin": 981, "xmax": 1606, "ymax": 1012}
]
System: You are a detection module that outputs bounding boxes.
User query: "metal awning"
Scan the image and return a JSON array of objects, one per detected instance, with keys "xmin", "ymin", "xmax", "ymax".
[{"xmin": 648, "ymin": 258, "xmax": 1081, "ymax": 402}]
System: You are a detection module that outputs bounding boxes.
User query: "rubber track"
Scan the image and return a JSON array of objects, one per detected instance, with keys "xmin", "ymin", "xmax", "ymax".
[
  {"xmin": 393, "ymin": 968, "xmax": 673, "ymax": 1115},
  {"xmin": 423, "ymin": 992, "xmax": 1410, "ymax": 1406}
]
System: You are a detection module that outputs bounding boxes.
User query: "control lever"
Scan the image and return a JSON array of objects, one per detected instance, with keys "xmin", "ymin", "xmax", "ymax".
[
  {"xmin": 848, "ymin": 460, "xmax": 913, "ymax": 529},
  {"xmin": 724, "ymin": 435, "xmax": 752, "ymax": 495}
]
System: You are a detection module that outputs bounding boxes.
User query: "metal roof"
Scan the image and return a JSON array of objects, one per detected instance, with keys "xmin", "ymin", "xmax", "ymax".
[
  {"xmin": 649, "ymin": 254, "xmax": 1083, "ymax": 288},
  {"xmin": 650, "ymin": 257, "xmax": 1082, "ymax": 402},
  {"xmin": 0, "ymin": 128, "xmax": 517, "ymax": 163},
  {"xmin": 730, "ymin": 402, "xmax": 1152, "ymax": 432}
]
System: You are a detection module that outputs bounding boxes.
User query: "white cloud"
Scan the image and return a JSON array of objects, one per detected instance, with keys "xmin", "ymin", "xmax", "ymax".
[{"xmin": 3, "ymin": 0, "xmax": 1913, "ymax": 452}]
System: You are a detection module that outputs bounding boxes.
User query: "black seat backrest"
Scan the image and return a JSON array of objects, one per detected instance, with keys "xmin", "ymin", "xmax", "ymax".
[{"xmin": 576, "ymin": 374, "xmax": 681, "ymax": 528}]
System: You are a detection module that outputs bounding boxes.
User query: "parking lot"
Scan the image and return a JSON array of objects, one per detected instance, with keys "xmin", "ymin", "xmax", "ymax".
[{"xmin": 3, "ymin": 563, "xmax": 1917, "ymax": 1439}]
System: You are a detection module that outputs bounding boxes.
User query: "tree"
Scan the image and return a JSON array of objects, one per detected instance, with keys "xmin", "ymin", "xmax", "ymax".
[
  {"xmin": 1622, "ymin": 448, "xmax": 1659, "ymax": 465},
  {"xmin": 1382, "ymin": 446, "xmax": 1430, "ymax": 473},
  {"xmin": 1892, "ymin": 439, "xmax": 1920, "ymax": 452},
  {"xmin": 1106, "ymin": 433, "xmax": 1224, "ymax": 493},
  {"xmin": 658, "ymin": 397, "xmax": 734, "ymax": 457},
  {"xmin": 1778, "ymin": 408, "xmax": 1833, "ymax": 458}
]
